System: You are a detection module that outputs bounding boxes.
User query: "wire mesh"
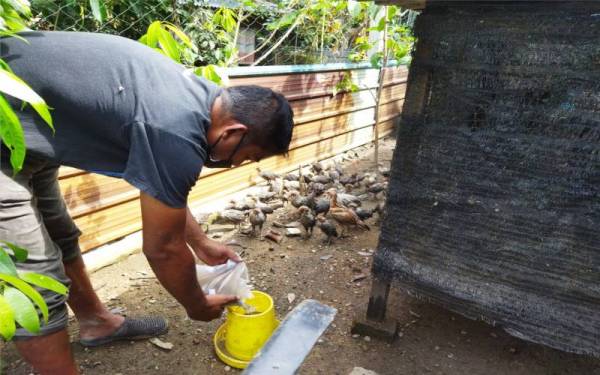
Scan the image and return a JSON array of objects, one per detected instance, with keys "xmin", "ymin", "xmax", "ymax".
[{"xmin": 29, "ymin": 1, "xmax": 393, "ymax": 67}]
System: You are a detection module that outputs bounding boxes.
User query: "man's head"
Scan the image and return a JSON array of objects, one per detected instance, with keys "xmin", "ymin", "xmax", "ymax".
[{"xmin": 207, "ymin": 85, "xmax": 294, "ymax": 168}]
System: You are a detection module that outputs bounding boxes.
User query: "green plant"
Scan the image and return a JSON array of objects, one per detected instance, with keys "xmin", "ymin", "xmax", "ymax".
[
  {"xmin": 138, "ymin": 20, "xmax": 229, "ymax": 85},
  {"xmin": 0, "ymin": 242, "xmax": 68, "ymax": 341},
  {"xmin": 0, "ymin": 0, "xmax": 53, "ymax": 174}
]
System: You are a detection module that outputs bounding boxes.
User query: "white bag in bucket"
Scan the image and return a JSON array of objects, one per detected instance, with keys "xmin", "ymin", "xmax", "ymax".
[{"xmin": 195, "ymin": 260, "xmax": 252, "ymax": 300}]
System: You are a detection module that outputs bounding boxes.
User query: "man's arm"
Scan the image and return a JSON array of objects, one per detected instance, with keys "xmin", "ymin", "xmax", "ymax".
[
  {"xmin": 185, "ymin": 207, "xmax": 241, "ymax": 265},
  {"xmin": 140, "ymin": 192, "xmax": 236, "ymax": 321}
]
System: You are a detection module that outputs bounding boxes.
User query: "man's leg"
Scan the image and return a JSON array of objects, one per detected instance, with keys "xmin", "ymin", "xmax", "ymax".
[
  {"xmin": 0, "ymin": 155, "xmax": 77, "ymax": 373},
  {"xmin": 63, "ymin": 255, "xmax": 124, "ymax": 340},
  {"xmin": 30, "ymin": 165, "xmax": 123, "ymax": 340},
  {"xmin": 31, "ymin": 164, "xmax": 167, "ymax": 345},
  {"xmin": 14, "ymin": 329, "xmax": 78, "ymax": 375}
]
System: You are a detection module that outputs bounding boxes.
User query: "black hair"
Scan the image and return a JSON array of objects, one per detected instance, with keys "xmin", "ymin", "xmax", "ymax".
[{"xmin": 222, "ymin": 85, "xmax": 294, "ymax": 155}]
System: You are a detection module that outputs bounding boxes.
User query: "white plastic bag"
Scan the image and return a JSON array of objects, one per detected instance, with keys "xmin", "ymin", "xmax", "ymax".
[{"xmin": 195, "ymin": 260, "xmax": 252, "ymax": 300}]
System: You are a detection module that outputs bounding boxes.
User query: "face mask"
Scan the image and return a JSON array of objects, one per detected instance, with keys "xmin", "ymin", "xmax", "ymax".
[{"xmin": 204, "ymin": 132, "xmax": 246, "ymax": 168}]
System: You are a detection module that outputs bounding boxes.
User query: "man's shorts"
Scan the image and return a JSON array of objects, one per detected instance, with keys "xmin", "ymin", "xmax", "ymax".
[{"xmin": 0, "ymin": 151, "xmax": 80, "ymax": 338}]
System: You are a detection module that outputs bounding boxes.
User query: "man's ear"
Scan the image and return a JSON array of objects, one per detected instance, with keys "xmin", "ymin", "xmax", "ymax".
[{"xmin": 222, "ymin": 123, "xmax": 248, "ymax": 139}]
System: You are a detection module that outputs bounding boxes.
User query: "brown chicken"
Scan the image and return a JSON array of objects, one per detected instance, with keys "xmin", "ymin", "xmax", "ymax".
[{"xmin": 325, "ymin": 189, "xmax": 369, "ymax": 236}]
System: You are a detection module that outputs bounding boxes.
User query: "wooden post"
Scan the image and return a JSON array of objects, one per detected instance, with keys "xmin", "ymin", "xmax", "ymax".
[
  {"xmin": 373, "ymin": 6, "xmax": 389, "ymax": 171},
  {"xmin": 366, "ymin": 277, "xmax": 391, "ymax": 321}
]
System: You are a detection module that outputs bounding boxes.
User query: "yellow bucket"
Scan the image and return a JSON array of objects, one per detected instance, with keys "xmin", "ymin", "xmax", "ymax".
[{"xmin": 214, "ymin": 290, "xmax": 279, "ymax": 369}]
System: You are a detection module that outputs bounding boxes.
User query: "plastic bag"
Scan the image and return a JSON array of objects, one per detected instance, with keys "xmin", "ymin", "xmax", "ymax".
[{"xmin": 195, "ymin": 260, "xmax": 252, "ymax": 300}]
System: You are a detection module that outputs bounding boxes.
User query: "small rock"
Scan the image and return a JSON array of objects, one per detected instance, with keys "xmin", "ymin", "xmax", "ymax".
[
  {"xmin": 285, "ymin": 228, "xmax": 302, "ymax": 237},
  {"xmin": 349, "ymin": 366, "xmax": 379, "ymax": 375},
  {"xmin": 192, "ymin": 338, "xmax": 201, "ymax": 345},
  {"xmin": 352, "ymin": 334, "xmax": 360, "ymax": 338},
  {"xmin": 447, "ymin": 353, "xmax": 454, "ymax": 359},
  {"xmin": 224, "ymin": 366, "xmax": 231, "ymax": 372},
  {"xmin": 287, "ymin": 293, "xmax": 296, "ymax": 304},
  {"xmin": 149, "ymin": 338, "xmax": 174, "ymax": 351},
  {"xmin": 363, "ymin": 336, "xmax": 371, "ymax": 342},
  {"xmin": 357, "ymin": 252, "xmax": 371, "ymax": 257},
  {"xmin": 351, "ymin": 274, "xmax": 368, "ymax": 282},
  {"xmin": 320, "ymin": 255, "xmax": 333, "ymax": 261}
]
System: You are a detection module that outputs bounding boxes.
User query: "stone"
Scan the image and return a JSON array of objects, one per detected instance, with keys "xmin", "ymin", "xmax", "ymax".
[
  {"xmin": 149, "ymin": 338, "xmax": 173, "ymax": 351},
  {"xmin": 349, "ymin": 367, "xmax": 379, "ymax": 375},
  {"xmin": 285, "ymin": 228, "xmax": 302, "ymax": 237}
]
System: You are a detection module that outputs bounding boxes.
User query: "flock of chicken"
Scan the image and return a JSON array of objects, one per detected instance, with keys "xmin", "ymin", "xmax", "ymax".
[{"xmin": 206, "ymin": 160, "xmax": 388, "ymax": 245}]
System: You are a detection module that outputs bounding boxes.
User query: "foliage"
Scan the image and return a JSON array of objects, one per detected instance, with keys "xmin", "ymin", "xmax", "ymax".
[
  {"xmin": 0, "ymin": 242, "xmax": 68, "ymax": 341},
  {"xmin": 0, "ymin": 0, "xmax": 53, "ymax": 174},
  {"xmin": 332, "ymin": 71, "xmax": 358, "ymax": 97}
]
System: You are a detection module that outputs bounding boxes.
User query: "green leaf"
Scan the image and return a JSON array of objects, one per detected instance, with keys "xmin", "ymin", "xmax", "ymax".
[
  {"xmin": 6, "ymin": 0, "xmax": 32, "ymax": 17},
  {"xmin": 214, "ymin": 8, "xmax": 236, "ymax": 33},
  {"xmin": 0, "ymin": 274, "xmax": 48, "ymax": 324},
  {"xmin": 0, "ymin": 246, "xmax": 18, "ymax": 277},
  {"xmin": 163, "ymin": 23, "xmax": 193, "ymax": 49},
  {"xmin": 370, "ymin": 52, "xmax": 383, "ymax": 68},
  {"xmin": 89, "ymin": 0, "xmax": 106, "ymax": 23},
  {"xmin": 0, "ymin": 69, "xmax": 53, "ymax": 130},
  {"xmin": 268, "ymin": 11, "xmax": 297, "ymax": 30},
  {"xmin": 375, "ymin": 16, "xmax": 386, "ymax": 32},
  {"xmin": 19, "ymin": 273, "xmax": 68, "ymax": 295},
  {"xmin": 347, "ymin": 0, "xmax": 361, "ymax": 18},
  {"xmin": 157, "ymin": 28, "xmax": 181, "ymax": 63},
  {"xmin": 138, "ymin": 34, "xmax": 148, "ymax": 46},
  {"xmin": 146, "ymin": 21, "xmax": 162, "ymax": 48},
  {"xmin": 1, "ymin": 241, "xmax": 28, "ymax": 262},
  {"xmin": 387, "ymin": 6, "xmax": 397, "ymax": 20},
  {"xmin": 0, "ymin": 295, "xmax": 16, "ymax": 341},
  {"xmin": 0, "ymin": 93, "xmax": 26, "ymax": 173},
  {"xmin": 194, "ymin": 65, "xmax": 222, "ymax": 85},
  {"xmin": 4, "ymin": 286, "xmax": 40, "ymax": 334}
]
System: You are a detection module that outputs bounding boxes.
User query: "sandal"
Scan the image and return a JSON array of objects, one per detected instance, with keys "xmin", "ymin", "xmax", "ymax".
[{"xmin": 79, "ymin": 317, "xmax": 168, "ymax": 347}]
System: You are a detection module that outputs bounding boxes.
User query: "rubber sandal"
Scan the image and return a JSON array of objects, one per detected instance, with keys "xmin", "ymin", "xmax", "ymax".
[{"xmin": 79, "ymin": 317, "xmax": 168, "ymax": 347}]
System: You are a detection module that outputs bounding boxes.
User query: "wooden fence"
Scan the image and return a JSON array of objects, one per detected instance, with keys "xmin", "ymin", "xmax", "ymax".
[{"xmin": 58, "ymin": 65, "xmax": 408, "ymax": 252}]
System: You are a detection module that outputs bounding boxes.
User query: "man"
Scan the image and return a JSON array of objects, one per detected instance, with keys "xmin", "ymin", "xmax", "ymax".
[{"xmin": 0, "ymin": 31, "xmax": 294, "ymax": 374}]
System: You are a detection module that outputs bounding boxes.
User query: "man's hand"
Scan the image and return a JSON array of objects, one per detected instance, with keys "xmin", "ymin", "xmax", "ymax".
[
  {"xmin": 187, "ymin": 294, "xmax": 238, "ymax": 321},
  {"xmin": 192, "ymin": 237, "xmax": 242, "ymax": 266}
]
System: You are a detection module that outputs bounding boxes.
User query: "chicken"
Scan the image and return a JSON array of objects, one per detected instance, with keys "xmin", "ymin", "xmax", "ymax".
[
  {"xmin": 255, "ymin": 190, "xmax": 277, "ymax": 202},
  {"xmin": 308, "ymin": 182, "xmax": 326, "ymax": 196},
  {"xmin": 220, "ymin": 209, "xmax": 247, "ymax": 231},
  {"xmin": 307, "ymin": 192, "xmax": 330, "ymax": 215},
  {"xmin": 284, "ymin": 172, "xmax": 299, "ymax": 181},
  {"xmin": 367, "ymin": 182, "xmax": 387, "ymax": 195},
  {"xmin": 326, "ymin": 190, "xmax": 369, "ymax": 236},
  {"xmin": 247, "ymin": 197, "xmax": 276, "ymax": 214},
  {"xmin": 352, "ymin": 205, "xmax": 375, "ymax": 221},
  {"xmin": 287, "ymin": 191, "xmax": 309, "ymax": 209},
  {"xmin": 312, "ymin": 174, "xmax": 332, "ymax": 185},
  {"xmin": 337, "ymin": 192, "xmax": 362, "ymax": 207},
  {"xmin": 257, "ymin": 167, "xmax": 279, "ymax": 182},
  {"xmin": 298, "ymin": 206, "xmax": 316, "ymax": 238},
  {"xmin": 316, "ymin": 215, "xmax": 338, "ymax": 245},
  {"xmin": 248, "ymin": 208, "xmax": 266, "ymax": 237},
  {"xmin": 311, "ymin": 161, "xmax": 324, "ymax": 174}
]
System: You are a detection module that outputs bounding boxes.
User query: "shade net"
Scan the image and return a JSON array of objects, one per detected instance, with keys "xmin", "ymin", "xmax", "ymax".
[{"xmin": 374, "ymin": 2, "xmax": 600, "ymax": 356}]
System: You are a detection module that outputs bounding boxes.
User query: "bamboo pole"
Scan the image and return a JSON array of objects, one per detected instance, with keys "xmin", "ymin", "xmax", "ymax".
[{"xmin": 373, "ymin": 6, "xmax": 389, "ymax": 170}]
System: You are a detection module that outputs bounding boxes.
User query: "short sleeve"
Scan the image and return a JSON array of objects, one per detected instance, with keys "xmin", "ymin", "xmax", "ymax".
[{"xmin": 123, "ymin": 121, "xmax": 205, "ymax": 208}]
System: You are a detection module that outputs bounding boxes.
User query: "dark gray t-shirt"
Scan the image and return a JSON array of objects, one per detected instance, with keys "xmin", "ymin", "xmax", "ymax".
[{"xmin": 1, "ymin": 31, "xmax": 221, "ymax": 208}]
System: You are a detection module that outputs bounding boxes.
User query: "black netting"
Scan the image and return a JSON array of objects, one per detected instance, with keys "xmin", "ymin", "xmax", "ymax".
[{"xmin": 374, "ymin": 2, "xmax": 600, "ymax": 356}]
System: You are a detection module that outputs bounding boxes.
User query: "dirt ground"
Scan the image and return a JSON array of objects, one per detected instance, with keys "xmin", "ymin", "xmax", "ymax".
[{"xmin": 3, "ymin": 139, "xmax": 600, "ymax": 375}]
